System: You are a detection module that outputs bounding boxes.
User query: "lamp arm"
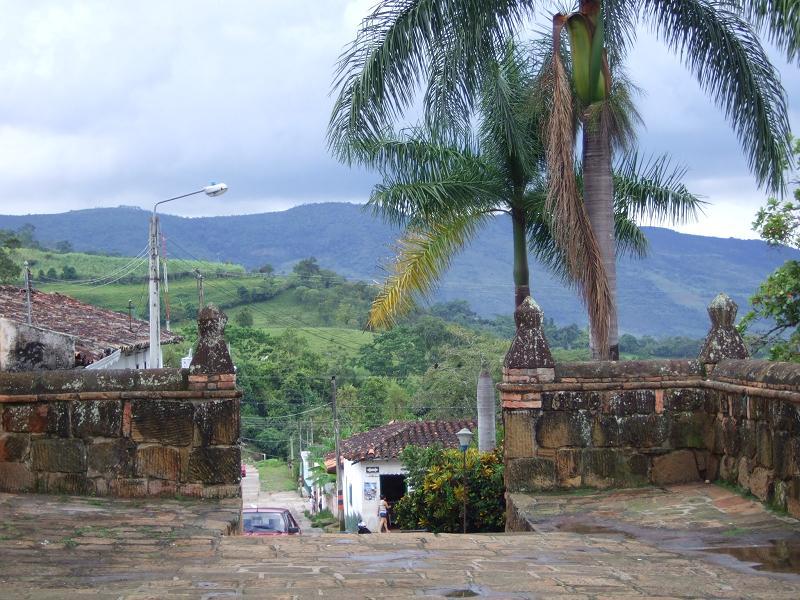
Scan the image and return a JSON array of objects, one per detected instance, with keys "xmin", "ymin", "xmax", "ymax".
[{"xmin": 153, "ymin": 188, "xmax": 205, "ymax": 215}]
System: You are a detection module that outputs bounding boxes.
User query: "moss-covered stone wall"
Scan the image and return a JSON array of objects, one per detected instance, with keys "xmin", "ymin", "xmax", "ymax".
[
  {"xmin": 0, "ymin": 369, "xmax": 241, "ymax": 498},
  {"xmin": 501, "ymin": 295, "xmax": 800, "ymax": 526}
]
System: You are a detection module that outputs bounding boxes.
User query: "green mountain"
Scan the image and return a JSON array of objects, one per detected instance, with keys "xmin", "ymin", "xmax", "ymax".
[{"xmin": 0, "ymin": 203, "xmax": 794, "ymax": 336}]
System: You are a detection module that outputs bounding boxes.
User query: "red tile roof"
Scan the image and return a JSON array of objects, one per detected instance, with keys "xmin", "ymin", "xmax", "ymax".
[
  {"xmin": 0, "ymin": 285, "xmax": 181, "ymax": 365},
  {"xmin": 328, "ymin": 420, "xmax": 477, "ymax": 466}
]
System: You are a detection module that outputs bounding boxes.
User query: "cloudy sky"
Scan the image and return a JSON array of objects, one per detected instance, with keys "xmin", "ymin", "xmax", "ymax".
[{"xmin": 0, "ymin": 1, "xmax": 796, "ymax": 239}]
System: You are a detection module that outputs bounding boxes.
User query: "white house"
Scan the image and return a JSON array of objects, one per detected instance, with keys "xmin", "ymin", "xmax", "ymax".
[{"xmin": 327, "ymin": 420, "xmax": 476, "ymax": 532}]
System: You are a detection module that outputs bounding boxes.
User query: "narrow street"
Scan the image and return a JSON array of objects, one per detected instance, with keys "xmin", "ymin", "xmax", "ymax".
[{"xmin": 242, "ymin": 462, "xmax": 320, "ymax": 534}]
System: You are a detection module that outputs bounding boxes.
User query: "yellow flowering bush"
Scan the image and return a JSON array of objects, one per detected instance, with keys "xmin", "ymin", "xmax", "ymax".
[{"xmin": 394, "ymin": 444, "xmax": 504, "ymax": 533}]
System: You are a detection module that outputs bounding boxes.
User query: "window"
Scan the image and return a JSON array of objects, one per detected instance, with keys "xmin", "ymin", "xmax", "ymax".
[{"xmin": 348, "ymin": 484, "xmax": 353, "ymax": 506}]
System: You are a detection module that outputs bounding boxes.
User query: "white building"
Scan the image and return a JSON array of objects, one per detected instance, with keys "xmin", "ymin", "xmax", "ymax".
[{"xmin": 327, "ymin": 420, "xmax": 476, "ymax": 532}]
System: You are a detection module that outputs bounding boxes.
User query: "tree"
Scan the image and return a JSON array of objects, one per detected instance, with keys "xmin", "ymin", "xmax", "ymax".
[
  {"xmin": 257, "ymin": 263, "xmax": 275, "ymax": 276},
  {"xmin": 293, "ymin": 257, "xmax": 321, "ymax": 285},
  {"xmin": 340, "ymin": 41, "xmax": 700, "ymax": 347},
  {"xmin": 235, "ymin": 307, "xmax": 255, "ymax": 327},
  {"xmin": 328, "ymin": 0, "xmax": 792, "ymax": 358},
  {"xmin": 740, "ymin": 137, "xmax": 800, "ymax": 360},
  {"xmin": 54, "ymin": 240, "xmax": 73, "ymax": 254},
  {"xmin": 0, "ymin": 249, "xmax": 20, "ymax": 283}
]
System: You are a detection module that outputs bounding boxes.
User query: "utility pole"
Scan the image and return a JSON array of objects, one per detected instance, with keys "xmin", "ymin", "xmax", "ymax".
[
  {"xmin": 309, "ymin": 420, "xmax": 314, "ymax": 447},
  {"xmin": 194, "ymin": 269, "xmax": 205, "ymax": 308},
  {"xmin": 148, "ymin": 215, "xmax": 162, "ymax": 369},
  {"xmin": 288, "ymin": 435, "xmax": 294, "ymax": 470},
  {"xmin": 23, "ymin": 261, "xmax": 32, "ymax": 325},
  {"xmin": 332, "ymin": 376, "xmax": 344, "ymax": 532},
  {"xmin": 161, "ymin": 231, "xmax": 171, "ymax": 332},
  {"xmin": 127, "ymin": 300, "xmax": 134, "ymax": 332}
]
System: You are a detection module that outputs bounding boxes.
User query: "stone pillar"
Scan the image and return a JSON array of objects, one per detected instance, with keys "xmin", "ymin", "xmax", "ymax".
[
  {"xmin": 697, "ymin": 293, "xmax": 749, "ymax": 373},
  {"xmin": 500, "ymin": 297, "xmax": 558, "ymax": 507},
  {"xmin": 189, "ymin": 305, "xmax": 235, "ymax": 375},
  {"xmin": 477, "ymin": 368, "xmax": 496, "ymax": 452}
]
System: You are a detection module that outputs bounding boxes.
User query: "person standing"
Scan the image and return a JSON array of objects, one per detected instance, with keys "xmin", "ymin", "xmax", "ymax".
[{"xmin": 378, "ymin": 496, "xmax": 390, "ymax": 533}]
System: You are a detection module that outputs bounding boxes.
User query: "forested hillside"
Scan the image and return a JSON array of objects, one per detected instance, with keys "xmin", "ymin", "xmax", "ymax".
[{"xmin": 0, "ymin": 203, "xmax": 794, "ymax": 336}]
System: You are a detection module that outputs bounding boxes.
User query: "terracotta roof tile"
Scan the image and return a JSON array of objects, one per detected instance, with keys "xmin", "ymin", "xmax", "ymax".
[
  {"xmin": 329, "ymin": 419, "xmax": 477, "ymax": 464},
  {"xmin": 0, "ymin": 285, "xmax": 181, "ymax": 365}
]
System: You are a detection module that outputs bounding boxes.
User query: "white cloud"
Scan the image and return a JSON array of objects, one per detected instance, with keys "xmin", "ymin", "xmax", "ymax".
[{"xmin": 0, "ymin": 0, "xmax": 795, "ymax": 239}]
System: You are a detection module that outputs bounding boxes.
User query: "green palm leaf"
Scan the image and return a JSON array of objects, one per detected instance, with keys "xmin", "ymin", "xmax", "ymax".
[
  {"xmin": 641, "ymin": 0, "xmax": 792, "ymax": 192},
  {"xmin": 328, "ymin": 0, "xmax": 535, "ymax": 161},
  {"xmin": 613, "ymin": 152, "xmax": 706, "ymax": 224},
  {"xmin": 368, "ymin": 213, "xmax": 489, "ymax": 329},
  {"xmin": 733, "ymin": 0, "xmax": 800, "ymax": 64}
]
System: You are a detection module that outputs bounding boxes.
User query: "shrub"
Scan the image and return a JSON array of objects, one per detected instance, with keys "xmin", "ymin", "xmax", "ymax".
[{"xmin": 394, "ymin": 445, "xmax": 504, "ymax": 533}]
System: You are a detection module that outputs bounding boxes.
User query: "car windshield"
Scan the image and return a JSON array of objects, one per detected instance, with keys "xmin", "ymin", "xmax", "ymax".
[{"xmin": 243, "ymin": 511, "xmax": 287, "ymax": 533}]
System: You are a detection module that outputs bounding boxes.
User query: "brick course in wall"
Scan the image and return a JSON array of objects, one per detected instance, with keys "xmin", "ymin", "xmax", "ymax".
[{"xmin": 502, "ymin": 294, "xmax": 800, "ymax": 524}]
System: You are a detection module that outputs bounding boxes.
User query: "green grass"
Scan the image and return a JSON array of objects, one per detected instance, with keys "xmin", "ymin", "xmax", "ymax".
[
  {"xmin": 261, "ymin": 327, "xmax": 373, "ymax": 358},
  {"xmin": 39, "ymin": 275, "xmax": 266, "ymax": 318},
  {"xmin": 17, "ymin": 247, "xmax": 244, "ymax": 283},
  {"xmin": 256, "ymin": 459, "xmax": 296, "ymax": 493}
]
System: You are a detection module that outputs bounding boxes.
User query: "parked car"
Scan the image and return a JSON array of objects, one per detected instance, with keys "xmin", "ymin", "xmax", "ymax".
[
  {"xmin": 242, "ymin": 507, "xmax": 301, "ymax": 536},
  {"xmin": 241, "ymin": 464, "xmax": 247, "ymax": 477}
]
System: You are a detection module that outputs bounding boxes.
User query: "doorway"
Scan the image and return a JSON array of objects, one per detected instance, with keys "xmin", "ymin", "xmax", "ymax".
[{"xmin": 379, "ymin": 474, "xmax": 406, "ymax": 530}]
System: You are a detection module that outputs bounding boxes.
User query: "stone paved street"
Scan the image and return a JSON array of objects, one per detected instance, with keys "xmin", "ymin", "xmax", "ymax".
[
  {"xmin": 0, "ymin": 484, "xmax": 798, "ymax": 598},
  {"xmin": 242, "ymin": 462, "xmax": 318, "ymax": 534}
]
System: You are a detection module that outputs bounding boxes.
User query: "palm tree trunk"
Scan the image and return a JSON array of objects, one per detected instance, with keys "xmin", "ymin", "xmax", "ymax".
[
  {"xmin": 511, "ymin": 206, "xmax": 530, "ymax": 309},
  {"xmin": 582, "ymin": 117, "xmax": 619, "ymax": 359}
]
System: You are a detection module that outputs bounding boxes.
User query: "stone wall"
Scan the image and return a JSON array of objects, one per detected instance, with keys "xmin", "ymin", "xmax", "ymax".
[
  {"xmin": 502, "ymin": 294, "xmax": 800, "ymax": 522},
  {"xmin": 0, "ymin": 305, "xmax": 241, "ymax": 498}
]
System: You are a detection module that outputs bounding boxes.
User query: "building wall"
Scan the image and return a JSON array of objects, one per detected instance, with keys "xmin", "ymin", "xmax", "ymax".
[
  {"xmin": 0, "ymin": 368, "xmax": 241, "ymax": 498},
  {"xmin": 342, "ymin": 458, "xmax": 405, "ymax": 531},
  {"xmin": 0, "ymin": 318, "xmax": 74, "ymax": 371}
]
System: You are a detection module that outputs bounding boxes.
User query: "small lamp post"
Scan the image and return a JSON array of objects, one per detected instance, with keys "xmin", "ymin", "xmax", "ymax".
[
  {"xmin": 456, "ymin": 427, "xmax": 473, "ymax": 534},
  {"xmin": 148, "ymin": 183, "xmax": 228, "ymax": 369}
]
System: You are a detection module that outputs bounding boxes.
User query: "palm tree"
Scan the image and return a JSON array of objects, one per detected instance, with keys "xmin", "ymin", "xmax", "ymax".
[
  {"xmin": 328, "ymin": 0, "xmax": 793, "ymax": 357},
  {"xmin": 357, "ymin": 42, "xmax": 701, "ymax": 333}
]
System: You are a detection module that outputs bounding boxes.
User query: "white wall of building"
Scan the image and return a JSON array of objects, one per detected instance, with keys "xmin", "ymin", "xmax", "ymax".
[{"xmin": 341, "ymin": 458, "xmax": 405, "ymax": 532}]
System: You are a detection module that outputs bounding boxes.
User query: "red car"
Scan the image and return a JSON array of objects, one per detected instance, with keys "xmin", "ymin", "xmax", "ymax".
[{"xmin": 242, "ymin": 507, "xmax": 301, "ymax": 536}]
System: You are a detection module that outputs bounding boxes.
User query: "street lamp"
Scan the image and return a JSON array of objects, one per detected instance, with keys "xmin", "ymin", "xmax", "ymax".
[
  {"xmin": 148, "ymin": 183, "xmax": 228, "ymax": 369},
  {"xmin": 456, "ymin": 427, "xmax": 473, "ymax": 534}
]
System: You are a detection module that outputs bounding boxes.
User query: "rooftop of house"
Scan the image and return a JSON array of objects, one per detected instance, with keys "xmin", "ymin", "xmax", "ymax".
[
  {"xmin": 0, "ymin": 285, "xmax": 181, "ymax": 365},
  {"xmin": 326, "ymin": 419, "xmax": 477, "ymax": 469}
]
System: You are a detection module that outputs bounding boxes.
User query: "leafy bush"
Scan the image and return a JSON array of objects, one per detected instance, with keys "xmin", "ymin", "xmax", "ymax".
[{"xmin": 394, "ymin": 445, "xmax": 504, "ymax": 533}]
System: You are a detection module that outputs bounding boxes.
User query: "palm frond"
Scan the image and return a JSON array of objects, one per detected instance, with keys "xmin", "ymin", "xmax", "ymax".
[
  {"xmin": 613, "ymin": 151, "xmax": 705, "ymax": 224},
  {"xmin": 614, "ymin": 212, "xmax": 648, "ymax": 258},
  {"xmin": 601, "ymin": 0, "xmax": 639, "ymax": 67},
  {"xmin": 642, "ymin": 0, "xmax": 792, "ymax": 193},
  {"xmin": 328, "ymin": 0, "xmax": 536, "ymax": 162},
  {"xmin": 477, "ymin": 39, "xmax": 541, "ymax": 179},
  {"xmin": 362, "ymin": 133, "xmax": 506, "ymax": 226},
  {"xmin": 368, "ymin": 213, "xmax": 488, "ymax": 329},
  {"xmin": 546, "ymin": 18, "xmax": 613, "ymax": 357},
  {"xmin": 732, "ymin": 0, "xmax": 800, "ymax": 64}
]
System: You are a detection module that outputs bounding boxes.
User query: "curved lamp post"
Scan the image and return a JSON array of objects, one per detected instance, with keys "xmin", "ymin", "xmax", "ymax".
[
  {"xmin": 148, "ymin": 183, "xmax": 228, "ymax": 368},
  {"xmin": 456, "ymin": 427, "xmax": 473, "ymax": 534}
]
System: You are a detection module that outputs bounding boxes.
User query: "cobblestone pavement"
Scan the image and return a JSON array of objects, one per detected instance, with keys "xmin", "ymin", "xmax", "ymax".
[{"xmin": 0, "ymin": 485, "xmax": 799, "ymax": 598}]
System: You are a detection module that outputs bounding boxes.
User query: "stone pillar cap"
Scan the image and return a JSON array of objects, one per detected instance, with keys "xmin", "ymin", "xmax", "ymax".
[
  {"xmin": 504, "ymin": 296, "xmax": 554, "ymax": 370},
  {"xmin": 190, "ymin": 305, "xmax": 235, "ymax": 374},
  {"xmin": 698, "ymin": 292, "xmax": 749, "ymax": 365}
]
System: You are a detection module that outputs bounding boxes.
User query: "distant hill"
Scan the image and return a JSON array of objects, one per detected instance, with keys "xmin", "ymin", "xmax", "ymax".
[{"xmin": 0, "ymin": 203, "xmax": 795, "ymax": 337}]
